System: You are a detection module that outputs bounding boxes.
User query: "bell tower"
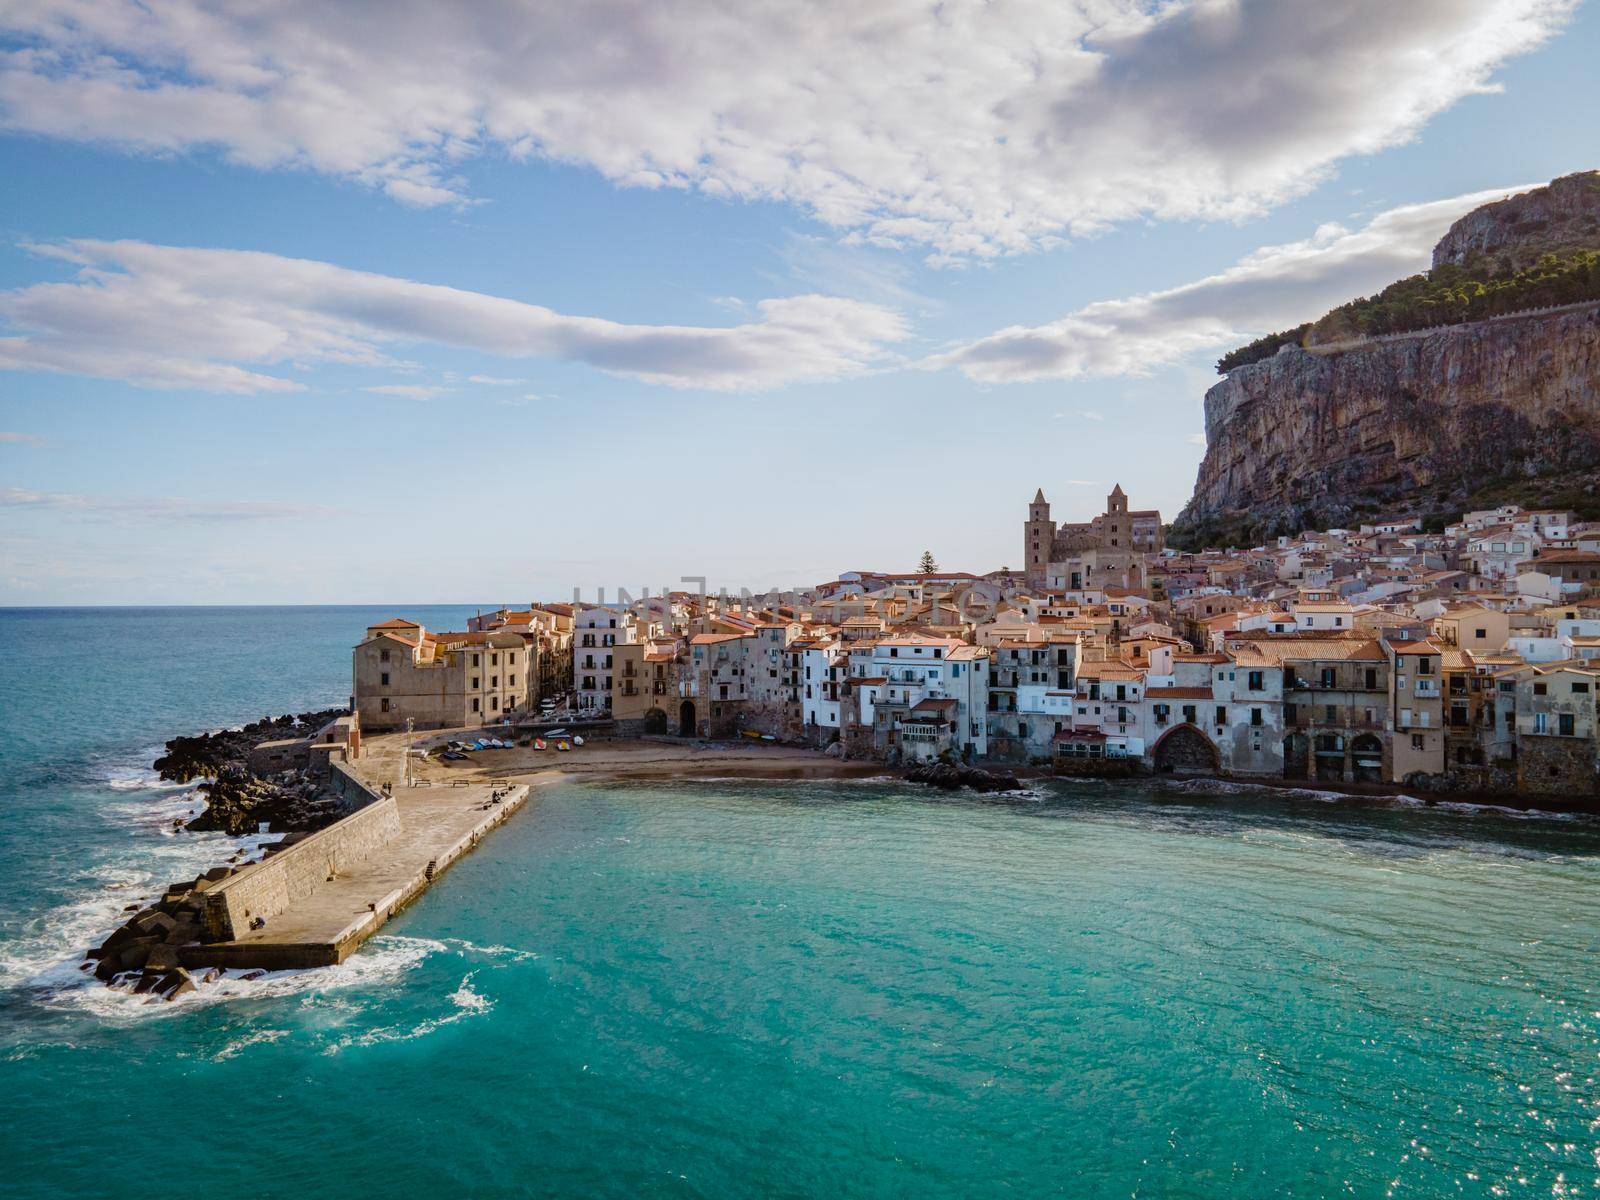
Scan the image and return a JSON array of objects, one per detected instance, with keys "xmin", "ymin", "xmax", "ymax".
[{"xmin": 1025, "ymin": 488, "xmax": 1054, "ymax": 583}]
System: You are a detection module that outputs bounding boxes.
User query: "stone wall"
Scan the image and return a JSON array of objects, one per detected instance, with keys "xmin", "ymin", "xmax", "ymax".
[
  {"xmin": 1517, "ymin": 735, "xmax": 1600, "ymax": 796},
  {"xmin": 202, "ymin": 763, "xmax": 400, "ymax": 941}
]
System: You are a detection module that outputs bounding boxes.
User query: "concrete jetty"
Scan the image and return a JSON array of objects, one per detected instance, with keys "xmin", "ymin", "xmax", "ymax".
[{"xmin": 185, "ymin": 776, "xmax": 531, "ymax": 971}]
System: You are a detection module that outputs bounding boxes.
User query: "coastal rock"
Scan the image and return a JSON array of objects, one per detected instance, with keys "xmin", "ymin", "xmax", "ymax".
[
  {"xmin": 153, "ymin": 707, "xmax": 347, "ymax": 784},
  {"xmin": 905, "ymin": 763, "xmax": 1024, "ymax": 793},
  {"xmin": 186, "ymin": 764, "xmax": 344, "ymax": 835}
]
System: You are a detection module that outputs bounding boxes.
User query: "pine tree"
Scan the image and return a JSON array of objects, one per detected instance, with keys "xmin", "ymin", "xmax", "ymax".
[{"xmin": 917, "ymin": 550, "xmax": 938, "ymax": 574}]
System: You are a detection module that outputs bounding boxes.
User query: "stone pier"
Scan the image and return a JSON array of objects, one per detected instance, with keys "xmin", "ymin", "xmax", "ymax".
[{"xmin": 184, "ymin": 779, "xmax": 531, "ymax": 971}]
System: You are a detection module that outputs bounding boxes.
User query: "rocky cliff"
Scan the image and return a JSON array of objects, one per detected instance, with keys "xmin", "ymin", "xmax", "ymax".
[
  {"xmin": 1433, "ymin": 170, "xmax": 1600, "ymax": 273},
  {"xmin": 1172, "ymin": 304, "xmax": 1600, "ymax": 546},
  {"xmin": 1171, "ymin": 172, "xmax": 1600, "ymax": 548}
]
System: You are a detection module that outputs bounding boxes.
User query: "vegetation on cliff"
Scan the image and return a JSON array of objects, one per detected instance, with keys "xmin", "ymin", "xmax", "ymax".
[{"xmin": 1218, "ymin": 250, "xmax": 1600, "ymax": 372}]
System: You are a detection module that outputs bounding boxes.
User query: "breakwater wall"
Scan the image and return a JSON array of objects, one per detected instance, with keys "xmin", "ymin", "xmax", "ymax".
[{"xmin": 201, "ymin": 763, "xmax": 399, "ymax": 942}]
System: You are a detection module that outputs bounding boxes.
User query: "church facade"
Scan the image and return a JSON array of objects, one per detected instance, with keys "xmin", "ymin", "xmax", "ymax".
[{"xmin": 1024, "ymin": 484, "xmax": 1163, "ymax": 590}]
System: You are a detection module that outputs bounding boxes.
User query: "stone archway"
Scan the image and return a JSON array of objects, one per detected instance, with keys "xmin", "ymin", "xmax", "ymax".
[
  {"xmin": 678, "ymin": 699, "xmax": 697, "ymax": 737},
  {"xmin": 1152, "ymin": 724, "xmax": 1220, "ymax": 774},
  {"xmin": 642, "ymin": 707, "xmax": 667, "ymax": 735},
  {"xmin": 1351, "ymin": 733, "xmax": 1383, "ymax": 783}
]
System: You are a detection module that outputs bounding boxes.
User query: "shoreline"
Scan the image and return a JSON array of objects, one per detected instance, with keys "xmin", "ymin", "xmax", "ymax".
[{"xmin": 356, "ymin": 730, "xmax": 1598, "ymax": 819}]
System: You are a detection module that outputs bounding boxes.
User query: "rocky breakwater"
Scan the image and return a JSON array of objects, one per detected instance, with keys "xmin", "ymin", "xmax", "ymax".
[
  {"xmin": 81, "ymin": 707, "xmax": 356, "ymax": 997},
  {"xmin": 154, "ymin": 707, "xmax": 348, "ymax": 834},
  {"xmin": 905, "ymin": 762, "xmax": 1024, "ymax": 793},
  {"xmin": 81, "ymin": 852, "xmax": 301, "ymax": 999},
  {"xmin": 1173, "ymin": 304, "xmax": 1600, "ymax": 545}
]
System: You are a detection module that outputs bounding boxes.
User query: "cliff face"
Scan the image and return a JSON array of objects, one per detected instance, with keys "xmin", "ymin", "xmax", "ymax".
[
  {"xmin": 1433, "ymin": 171, "xmax": 1600, "ymax": 272},
  {"xmin": 1173, "ymin": 304, "xmax": 1600, "ymax": 544}
]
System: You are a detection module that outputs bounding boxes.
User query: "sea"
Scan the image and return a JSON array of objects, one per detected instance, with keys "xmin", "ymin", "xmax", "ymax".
[{"xmin": 1, "ymin": 605, "xmax": 1598, "ymax": 1199}]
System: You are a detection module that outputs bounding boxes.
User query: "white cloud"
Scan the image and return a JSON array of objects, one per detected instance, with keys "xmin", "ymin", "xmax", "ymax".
[
  {"xmin": 362, "ymin": 383, "xmax": 450, "ymax": 400},
  {"xmin": 925, "ymin": 183, "xmax": 1536, "ymax": 382},
  {"xmin": 466, "ymin": 374, "xmax": 524, "ymax": 385},
  {"xmin": 0, "ymin": 486, "xmax": 345, "ymax": 522},
  {"xmin": 0, "ymin": 431, "xmax": 44, "ymax": 444},
  {"xmin": 0, "ymin": 240, "xmax": 910, "ymax": 393},
  {"xmin": 0, "ymin": 1, "xmax": 1573, "ymax": 258}
]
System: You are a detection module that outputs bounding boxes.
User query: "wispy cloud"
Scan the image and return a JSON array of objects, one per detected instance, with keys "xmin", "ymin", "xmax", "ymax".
[
  {"xmin": 0, "ymin": 240, "xmax": 911, "ymax": 394},
  {"xmin": 0, "ymin": 1, "xmax": 1570, "ymax": 259},
  {"xmin": 924, "ymin": 183, "xmax": 1536, "ymax": 382},
  {"xmin": 1, "ymin": 486, "xmax": 346, "ymax": 522},
  {"xmin": 466, "ymin": 374, "xmax": 525, "ymax": 385},
  {"xmin": 363, "ymin": 383, "xmax": 451, "ymax": 400},
  {"xmin": 0, "ymin": 431, "xmax": 44, "ymax": 444}
]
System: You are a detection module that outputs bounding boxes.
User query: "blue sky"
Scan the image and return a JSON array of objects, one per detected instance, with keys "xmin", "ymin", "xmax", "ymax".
[{"xmin": 1, "ymin": 0, "xmax": 1596, "ymax": 605}]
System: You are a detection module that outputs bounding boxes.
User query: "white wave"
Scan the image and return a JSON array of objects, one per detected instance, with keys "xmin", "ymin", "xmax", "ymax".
[
  {"xmin": 322, "ymin": 970, "xmax": 493, "ymax": 1054},
  {"xmin": 37, "ymin": 933, "xmax": 442, "ymax": 1023},
  {"xmin": 212, "ymin": 1028, "xmax": 290, "ymax": 1060}
]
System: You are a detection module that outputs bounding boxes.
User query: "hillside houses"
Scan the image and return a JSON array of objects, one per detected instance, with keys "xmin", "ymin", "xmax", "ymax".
[{"xmin": 351, "ymin": 493, "xmax": 1600, "ymax": 797}]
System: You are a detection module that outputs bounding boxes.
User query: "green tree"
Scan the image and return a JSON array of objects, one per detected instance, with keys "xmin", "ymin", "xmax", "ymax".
[{"xmin": 917, "ymin": 550, "xmax": 938, "ymax": 574}]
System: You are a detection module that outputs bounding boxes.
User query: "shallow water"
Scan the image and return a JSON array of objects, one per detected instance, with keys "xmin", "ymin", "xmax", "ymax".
[{"xmin": 2, "ymin": 608, "xmax": 1598, "ymax": 1198}]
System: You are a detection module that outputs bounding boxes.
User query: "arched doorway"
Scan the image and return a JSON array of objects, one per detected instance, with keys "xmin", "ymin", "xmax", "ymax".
[
  {"xmin": 1152, "ymin": 724, "xmax": 1220, "ymax": 774},
  {"xmin": 678, "ymin": 700, "xmax": 697, "ymax": 737},
  {"xmin": 1283, "ymin": 732, "xmax": 1310, "ymax": 779},
  {"xmin": 1314, "ymin": 733, "xmax": 1345, "ymax": 782},
  {"xmin": 1351, "ymin": 734, "xmax": 1383, "ymax": 783},
  {"xmin": 642, "ymin": 707, "xmax": 667, "ymax": 735}
]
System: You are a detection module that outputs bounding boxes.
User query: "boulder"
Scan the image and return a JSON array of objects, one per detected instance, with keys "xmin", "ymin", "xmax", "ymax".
[
  {"xmin": 135, "ymin": 911, "xmax": 177, "ymax": 937},
  {"xmin": 156, "ymin": 968, "xmax": 198, "ymax": 1000},
  {"xmin": 144, "ymin": 944, "xmax": 183, "ymax": 972}
]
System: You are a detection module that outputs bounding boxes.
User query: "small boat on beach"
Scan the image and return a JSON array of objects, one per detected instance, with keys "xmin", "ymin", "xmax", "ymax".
[
  {"xmin": 555, "ymin": 739, "xmax": 571, "ymax": 752},
  {"xmin": 534, "ymin": 738, "xmax": 547, "ymax": 751},
  {"xmin": 572, "ymin": 735, "xmax": 584, "ymax": 747}
]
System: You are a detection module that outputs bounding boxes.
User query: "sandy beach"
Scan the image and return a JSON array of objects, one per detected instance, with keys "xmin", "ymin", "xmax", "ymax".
[{"xmin": 357, "ymin": 730, "xmax": 896, "ymax": 792}]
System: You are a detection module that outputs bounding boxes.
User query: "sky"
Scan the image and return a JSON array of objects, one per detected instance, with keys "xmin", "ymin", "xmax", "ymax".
[{"xmin": 0, "ymin": 0, "xmax": 1596, "ymax": 605}]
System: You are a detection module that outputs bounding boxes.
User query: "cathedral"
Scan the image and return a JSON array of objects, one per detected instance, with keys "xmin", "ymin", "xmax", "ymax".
[{"xmin": 1024, "ymin": 484, "xmax": 1163, "ymax": 590}]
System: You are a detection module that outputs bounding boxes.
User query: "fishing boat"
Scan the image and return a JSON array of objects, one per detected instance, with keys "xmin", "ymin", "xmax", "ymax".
[
  {"xmin": 555, "ymin": 739, "xmax": 571, "ymax": 752},
  {"xmin": 534, "ymin": 738, "xmax": 547, "ymax": 751}
]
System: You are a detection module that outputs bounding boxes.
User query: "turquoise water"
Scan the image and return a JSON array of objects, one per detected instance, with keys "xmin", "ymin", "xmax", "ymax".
[{"xmin": 3, "ymin": 609, "xmax": 1599, "ymax": 1198}]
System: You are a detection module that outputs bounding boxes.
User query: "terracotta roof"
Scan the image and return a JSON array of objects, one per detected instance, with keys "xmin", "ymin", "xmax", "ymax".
[{"xmin": 370, "ymin": 618, "xmax": 421, "ymax": 629}]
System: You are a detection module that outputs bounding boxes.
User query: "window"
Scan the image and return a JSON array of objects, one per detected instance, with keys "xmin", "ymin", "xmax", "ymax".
[
  {"xmin": 1573, "ymin": 682, "xmax": 1591, "ymax": 694},
  {"xmin": 1215, "ymin": 705, "xmax": 1226, "ymax": 727},
  {"xmin": 509, "ymin": 674, "xmax": 516, "ymax": 686},
  {"xmin": 471, "ymin": 676, "xmax": 479, "ymax": 689},
  {"xmin": 471, "ymin": 698, "xmax": 480, "ymax": 712},
  {"xmin": 1475, "ymin": 628, "xmax": 1487, "ymax": 639},
  {"xmin": 380, "ymin": 672, "xmax": 389, "ymax": 686},
  {"xmin": 491, "ymin": 653, "xmax": 499, "ymax": 666},
  {"xmin": 1247, "ymin": 670, "xmax": 1263, "ymax": 691},
  {"xmin": 1417, "ymin": 656, "xmax": 1433, "ymax": 676},
  {"xmin": 490, "ymin": 676, "xmax": 498, "ymax": 688},
  {"xmin": 379, "ymin": 648, "xmax": 391, "ymax": 662},
  {"xmin": 1250, "ymin": 708, "xmax": 1262, "ymax": 727},
  {"xmin": 1411, "ymin": 733, "xmax": 1424, "ymax": 750},
  {"xmin": 380, "ymin": 698, "xmax": 390, "ymax": 713},
  {"xmin": 1324, "ymin": 705, "xmax": 1336, "ymax": 723},
  {"xmin": 1321, "ymin": 667, "xmax": 1337, "ymax": 689},
  {"xmin": 1534, "ymin": 683, "xmax": 1547, "ymax": 696},
  {"xmin": 472, "ymin": 654, "xmax": 480, "ymax": 667},
  {"xmin": 1364, "ymin": 668, "xmax": 1378, "ymax": 690}
]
